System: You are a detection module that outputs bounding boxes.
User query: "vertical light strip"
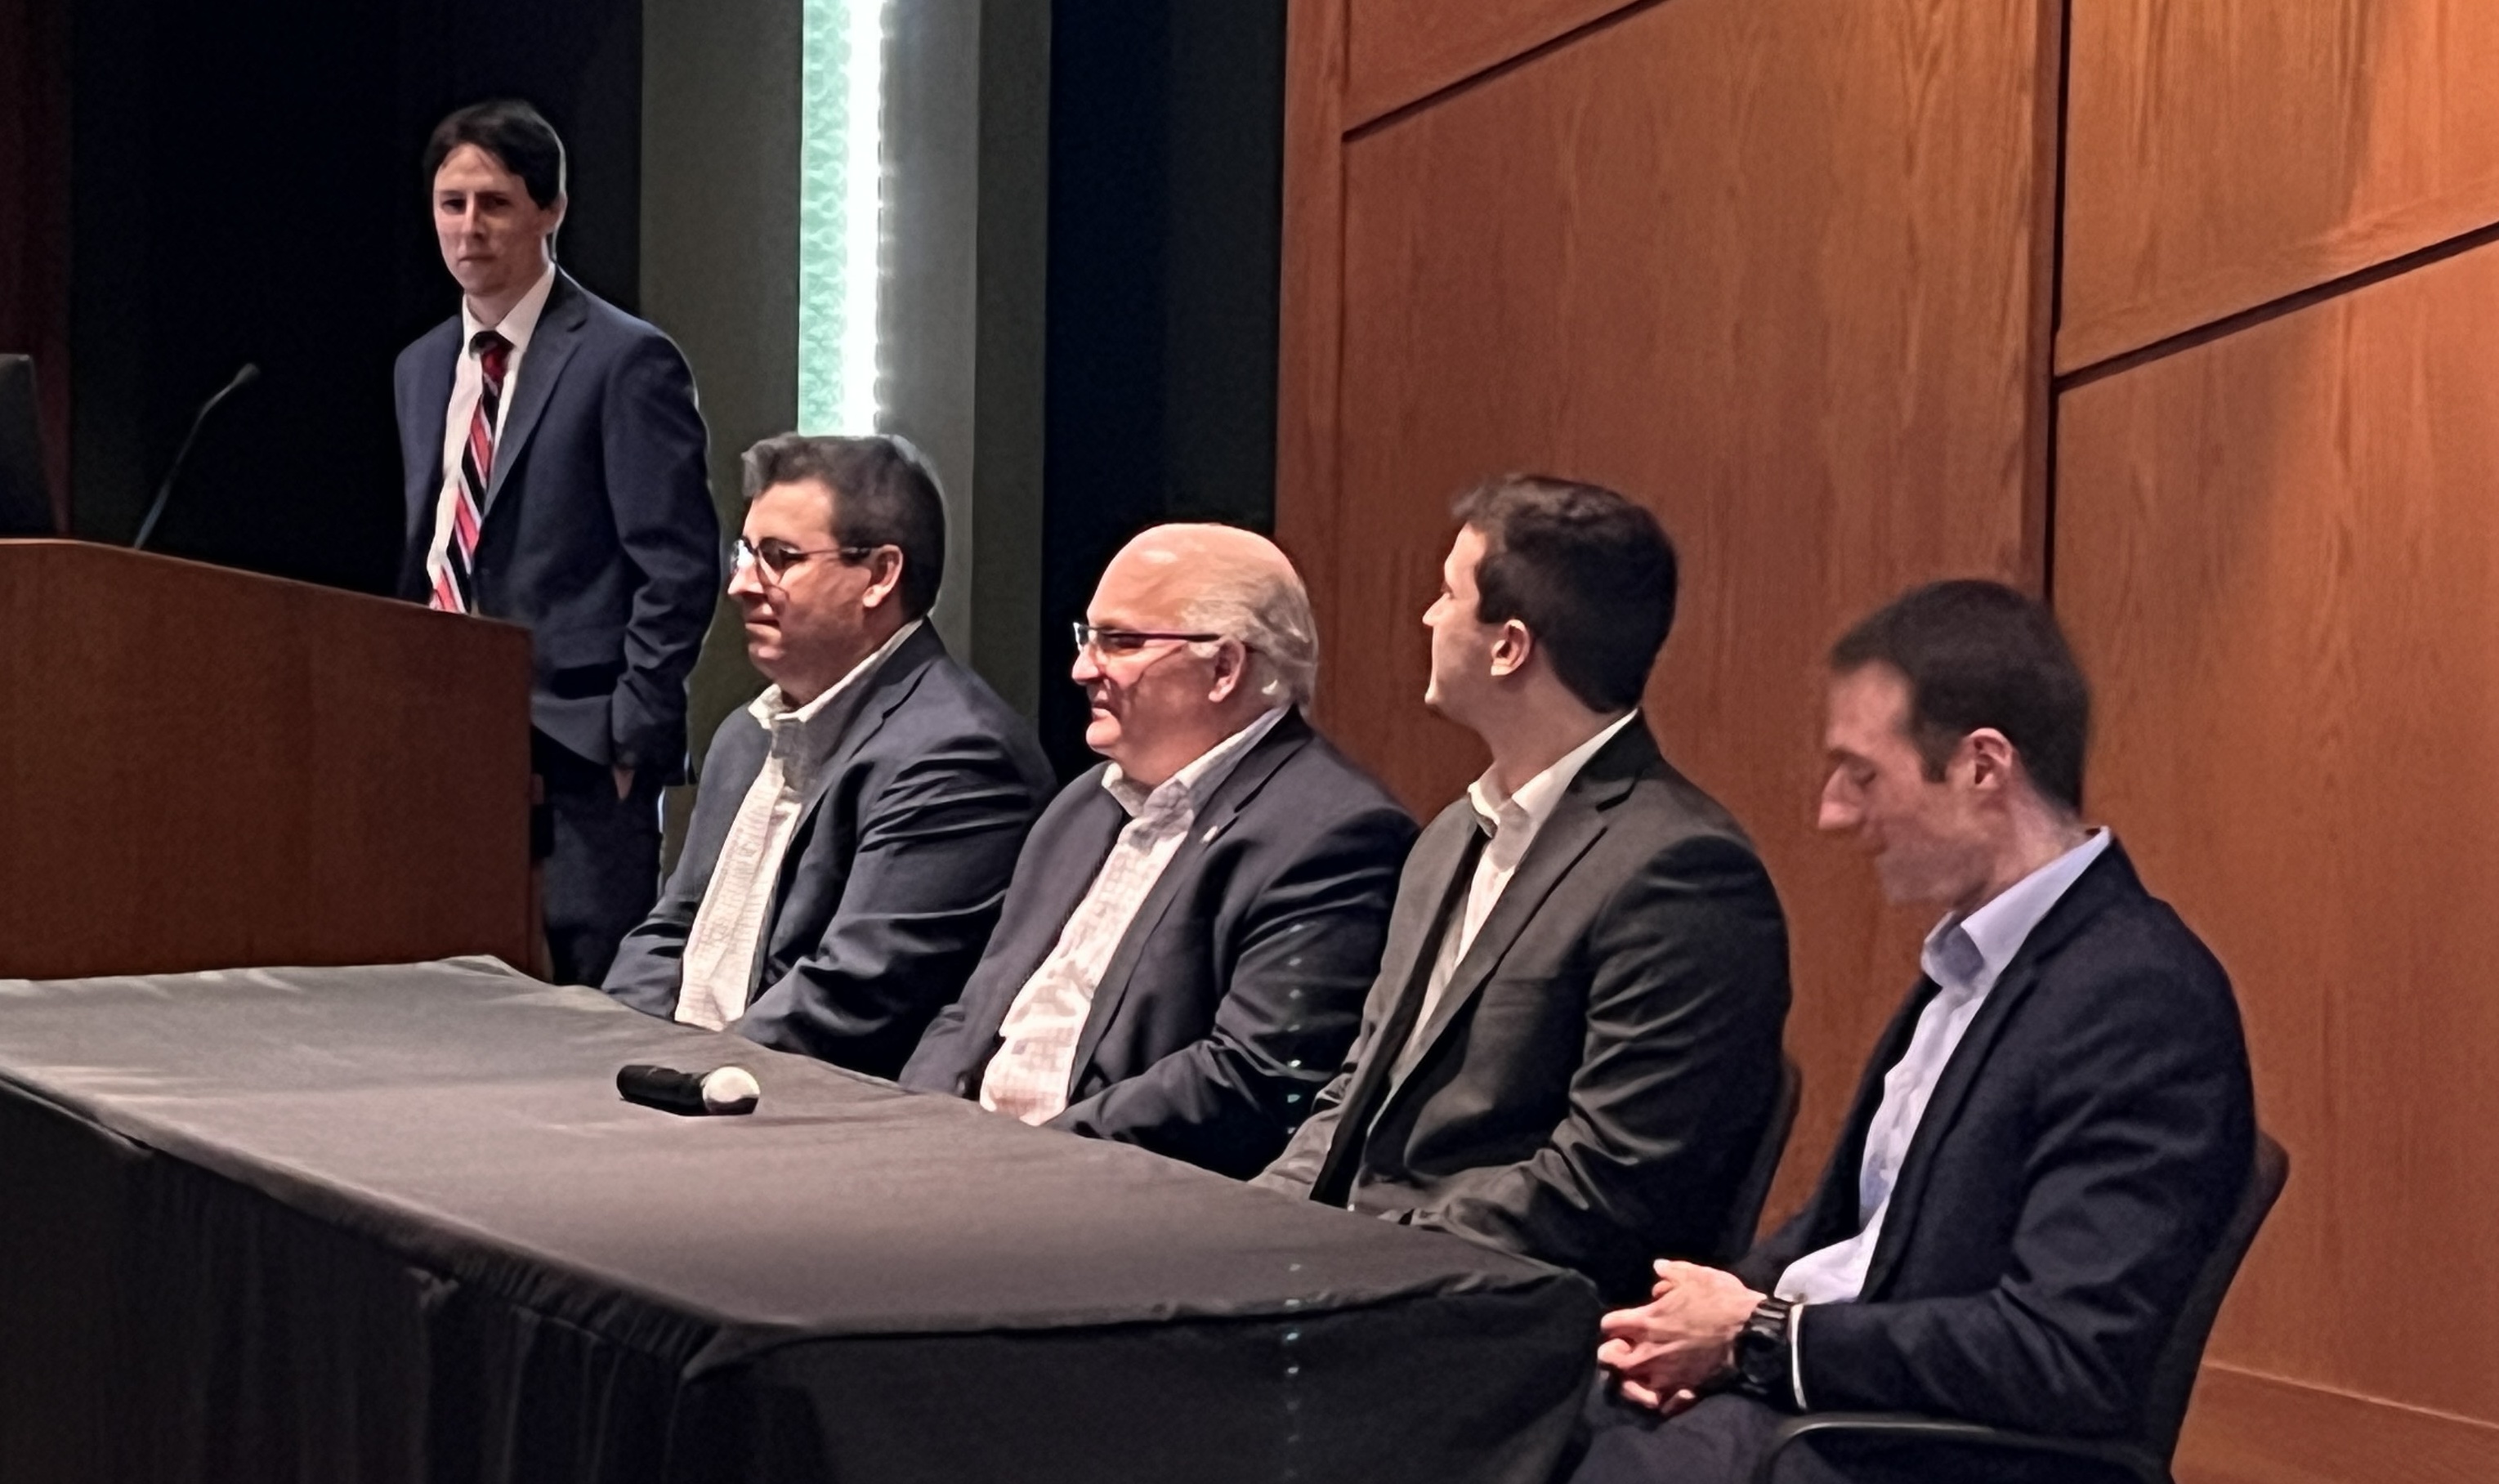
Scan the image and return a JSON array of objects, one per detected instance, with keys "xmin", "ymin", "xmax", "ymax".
[{"xmin": 798, "ymin": 0, "xmax": 886, "ymax": 434}]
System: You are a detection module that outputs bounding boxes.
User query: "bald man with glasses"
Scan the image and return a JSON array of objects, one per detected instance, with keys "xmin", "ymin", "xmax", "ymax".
[
  {"xmin": 901, "ymin": 525, "xmax": 1417, "ymax": 1178},
  {"xmin": 601, "ymin": 434, "xmax": 1053, "ymax": 1076}
]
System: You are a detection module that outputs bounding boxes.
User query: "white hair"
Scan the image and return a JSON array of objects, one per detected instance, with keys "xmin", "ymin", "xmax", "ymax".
[{"xmin": 1179, "ymin": 558, "xmax": 1319, "ymax": 707}]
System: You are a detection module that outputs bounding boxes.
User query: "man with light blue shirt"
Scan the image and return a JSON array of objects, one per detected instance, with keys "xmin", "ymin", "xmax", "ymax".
[{"xmin": 1571, "ymin": 580, "xmax": 2255, "ymax": 1484}]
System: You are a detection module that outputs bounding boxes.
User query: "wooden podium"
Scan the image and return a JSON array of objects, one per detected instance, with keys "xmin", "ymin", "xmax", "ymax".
[{"xmin": 0, "ymin": 540, "xmax": 536, "ymax": 979}]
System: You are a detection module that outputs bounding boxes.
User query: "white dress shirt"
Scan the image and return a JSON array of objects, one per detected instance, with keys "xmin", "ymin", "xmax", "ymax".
[
  {"xmin": 1773, "ymin": 826, "xmax": 2113, "ymax": 1404},
  {"xmin": 673, "ymin": 620, "xmax": 923, "ymax": 1030},
  {"xmin": 979, "ymin": 706, "xmax": 1290, "ymax": 1124},
  {"xmin": 422, "ymin": 265, "xmax": 557, "ymax": 597},
  {"xmin": 1388, "ymin": 710, "xmax": 1639, "ymax": 1083}
]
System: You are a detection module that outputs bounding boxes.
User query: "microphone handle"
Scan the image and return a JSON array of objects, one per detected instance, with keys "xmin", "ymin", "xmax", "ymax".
[
  {"xmin": 616, "ymin": 1063, "xmax": 710, "ymax": 1115},
  {"xmin": 134, "ymin": 364, "xmax": 257, "ymax": 551}
]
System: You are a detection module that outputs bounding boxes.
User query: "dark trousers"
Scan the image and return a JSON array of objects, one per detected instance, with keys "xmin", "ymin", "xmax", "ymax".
[
  {"xmin": 1567, "ymin": 1383, "xmax": 2103, "ymax": 1484},
  {"xmin": 533, "ymin": 731, "xmax": 661, "ymax": 987}
]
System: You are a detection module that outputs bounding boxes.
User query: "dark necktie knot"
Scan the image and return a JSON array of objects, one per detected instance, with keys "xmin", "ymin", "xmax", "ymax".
[{"xmin": 471, "ymin": 330, "xmax": 512, "ymax": 387}]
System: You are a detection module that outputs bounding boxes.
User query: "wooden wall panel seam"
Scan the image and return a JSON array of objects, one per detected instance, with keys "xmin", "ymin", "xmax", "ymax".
[
  {"xmin": 2059, "ymin": 174, "xmax": 2499, "ymax": 374},
  {"xmin": 1343, "ymin": 0, "xmax": 1667, "ymax": 139},
  {"xmin": 2056, "ymin": 215, "xmax": 2499, "ymax": 396},
  {"xmin": 1275, "ymin": 0, "xmax": 1351, "ymax": 733}
]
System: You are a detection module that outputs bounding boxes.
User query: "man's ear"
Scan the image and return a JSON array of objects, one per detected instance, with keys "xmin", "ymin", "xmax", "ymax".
[
  {"xmin": 1487, "ymin": 618, "xmax": 1535, "ymax": 680},
  {"xmin": 859, "ymin": 548, "xmax": 905, "ymax": 610},
  {"xmin": 1961, "ymin": 728, "xmax": 2018, "ymax": 796},
  {"xmin": 1205, "ymin": 638, "xmax": 1248, "ymax": 704}
]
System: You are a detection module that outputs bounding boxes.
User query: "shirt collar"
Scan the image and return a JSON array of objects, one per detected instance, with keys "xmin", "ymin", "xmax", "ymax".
[
  {"xmin": 1920, "ymin": 826, "xmax": 2113, "ymax": 997},
  {"xmin": 1465, "ymin": 710, "xmax": 1638, "ymax": 840},
  {"xmin": 748, "ymin": 619, "xmax": 923, "ymax": 753},
  {"xmin": 461, "ymin": 264, "xmax": 559, "ymax": 356},
  {"xmin": 1102, "ymin": 704, "xmax": 1291, "ymax": 819}
]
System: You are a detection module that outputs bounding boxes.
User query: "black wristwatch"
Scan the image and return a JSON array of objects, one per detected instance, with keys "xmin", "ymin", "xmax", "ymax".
[{"xmin": 1729, "ymin": 1295, "xmax": 1799, "ymax": 1406}]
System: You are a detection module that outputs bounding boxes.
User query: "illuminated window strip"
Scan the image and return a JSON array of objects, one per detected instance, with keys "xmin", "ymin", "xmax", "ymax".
[{"xmin": 798, "ymin": 0, "xmax": 885, "ymax": 435}]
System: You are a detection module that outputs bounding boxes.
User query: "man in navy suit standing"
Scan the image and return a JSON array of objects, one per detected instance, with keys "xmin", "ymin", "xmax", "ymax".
[{"xmin": 395, "ymin": 100, "xmax": 719, "ymax": 986}]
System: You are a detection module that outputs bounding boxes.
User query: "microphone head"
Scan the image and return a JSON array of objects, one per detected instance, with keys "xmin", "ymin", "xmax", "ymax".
[
  {"xmin": 233, "ymin": 363, "xmax": 262, "ymax": 387},
  {"xmin": 699, "ymin": 1065, "xmax": 762, "ymax": 1115}
]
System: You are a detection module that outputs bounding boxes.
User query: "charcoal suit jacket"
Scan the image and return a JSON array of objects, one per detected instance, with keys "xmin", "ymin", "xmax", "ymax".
[
  {"xmin": 602, "ymin": 624, "xmax": 1054, "ymax": 1076},
  {"xmin": 1731, "ymin": 839, "xmax": 2255, "ymax": 1440},
  {"xmin": 900, "ymin": 709, "xmax": 1417, "ymax": 1178},
  {"xmin": 395, "ymin": 270, "xmax": 719, "ymax": 779},
  {"xmin": 1256, "ymin": 718, "xmax": 1792, "ymax": 1303}
]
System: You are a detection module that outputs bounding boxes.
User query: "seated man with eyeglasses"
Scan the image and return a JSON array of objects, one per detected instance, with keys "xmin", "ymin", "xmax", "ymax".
[
  {"xmin": 901, "ymin": 525, "xmax": 1418, "ymax": 1177},
  {"xmin": 602, "ymin": 434, "xmax": 1054, "ymax": 1077}
]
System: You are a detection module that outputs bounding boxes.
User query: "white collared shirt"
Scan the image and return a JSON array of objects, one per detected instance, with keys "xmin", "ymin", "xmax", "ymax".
[
  {"xmin": 423, "ymin": 264, "xmax": 558, "ymax": 596},
  {"xmin": 673, "ymin": 620, "xmax": 924, "ymax": 1030},
  {"xmin": 1388, "ymin": 710, "xmax": 1639, "ymax": 1082},
  {"xmin": 1773, "ymin": 827, "xmax": 2113, "ymax": 1401},
  {"xmin": 978, "ymin": 706, "xmax": 1290, "ymax": 1124}
]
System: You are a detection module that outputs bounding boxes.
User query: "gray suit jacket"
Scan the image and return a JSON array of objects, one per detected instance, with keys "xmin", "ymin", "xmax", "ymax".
[
  {"xmin": 602, "ymin": 624, "xmax": 1054, "ymax": 1076},
  {"xmin": 1254, "ymin": 718, "xmax": 1791, "ymax": 1302}
]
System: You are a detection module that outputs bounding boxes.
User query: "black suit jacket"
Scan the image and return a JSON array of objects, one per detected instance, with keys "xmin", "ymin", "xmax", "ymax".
[
  {"xmin": 1256, "ymin": 719, "xmax": 1792, "ymax": 1303},
  {"xmin": 602, "ymin": 625, "xmax": 1054, "ymax": 1076},
  {"xmin": 901, "ymin": 710, "xmax": 1417, "ymax": 1178},
  {"xmin": 395, "ymin": 270, "xmax": 719, "ymax": 778},
  {"xmin": 1734, "ymin": 840, "xmax": 2255, "ymax": 1440}
]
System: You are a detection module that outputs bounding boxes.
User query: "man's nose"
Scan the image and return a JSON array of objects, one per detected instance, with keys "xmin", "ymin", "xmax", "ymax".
[
  {"xmin": 727, "ymin": 558, "xmax": 766, "ymax": 599},
  {"xmin": 1071, "ymin": 647, "xmax": 1102, "ymax": 684},
  {"xmin": 1815, "ymin": 777, "xmax": 1857, "ymax": 833}
]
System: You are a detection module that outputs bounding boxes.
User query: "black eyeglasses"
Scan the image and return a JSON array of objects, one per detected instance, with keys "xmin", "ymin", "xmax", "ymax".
[
  {"xmin": 732, "ymin": 537, "xmax": 880, "ymax": 583},
  {"xmin": 1071, "ymin": 621, "xmax": 1225, "ymax": 659}
]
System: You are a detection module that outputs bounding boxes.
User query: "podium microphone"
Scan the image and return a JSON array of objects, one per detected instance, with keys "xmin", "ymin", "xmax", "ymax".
[
  {"xmin": 133, "ymin": 362, "xmax": 259, "ymax": 551},
  {"xmin": 617, "ymin": 1063, "xmax": 762, "ymax": 1116}
]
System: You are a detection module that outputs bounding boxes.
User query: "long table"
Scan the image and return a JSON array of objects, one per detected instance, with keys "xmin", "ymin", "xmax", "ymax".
[{"xmin": 0, "ymin": 958, "xmax": 1597, "ymax": 1483}]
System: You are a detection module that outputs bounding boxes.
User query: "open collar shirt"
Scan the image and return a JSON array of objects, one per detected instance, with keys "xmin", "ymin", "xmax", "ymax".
[
  {"xmin": 672, "ymin": 620, "xmax": 923, "ymax": 1030},
  {"xmin": 977, "ymin": 706, "xmax": 1290, "ymax": 1124},
  {"xmin": 1388, "ymin": 710, "xmax": 1638, "ymax": 1082},
  {"xmin": 1772, "ymin": 825, "xmax": 2113, "ymax": 1406}
]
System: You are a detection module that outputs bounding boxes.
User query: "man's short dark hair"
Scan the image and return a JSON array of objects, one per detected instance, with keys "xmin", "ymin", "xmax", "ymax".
[
  {"xmin": 1830, "ymin": 579, "xmax": 2091, "ymax": 813},
  {"xmin": 742, "ymin": 433, "xmax": 947, "ymax": 620},
  {"xmin": 1450, "ymin": 474, "xmax": 1679, "ymax": 713},
  {"xmin": 422, "ymin": 100, "xmax": 566, "ymax": 209}
]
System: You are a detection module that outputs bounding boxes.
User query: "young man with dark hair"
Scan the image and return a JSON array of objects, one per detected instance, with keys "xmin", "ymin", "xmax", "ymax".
[
  {"xmin": 602, "ymin": 434, "xmax": 1053, "ymax": 1075},
  {"xmin": 1254, "ymin": 475, "xmax": 1791, "ymax": 1303},
  {"xmin": 394, "ymin": 98, "xmax": 720, "ymax": 986},
  {"xmin": 1569, "ymin": 579, "xmax": 2254, "ymax": 1484}
]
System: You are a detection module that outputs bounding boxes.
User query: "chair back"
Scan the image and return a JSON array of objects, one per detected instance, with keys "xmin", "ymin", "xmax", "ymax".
[
  {"xmin": 2139, "ymin": 1129, "xmax": 2290, "ymax": 1459},
  {"xmin": 1717, "ymin": 1053, "xmax": 1802, "ymax": 1263}
]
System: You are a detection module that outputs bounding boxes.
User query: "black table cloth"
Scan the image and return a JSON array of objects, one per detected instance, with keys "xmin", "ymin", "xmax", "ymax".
[{"xmin": 0, "ymin": 958, "xmax": 1598, "ymax": 1483}]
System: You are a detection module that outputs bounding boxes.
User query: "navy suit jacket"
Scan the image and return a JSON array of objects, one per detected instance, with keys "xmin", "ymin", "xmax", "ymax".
[
  {"xmin": 901, "ymin": 710, "xmax": 1418, "ymax": 1178},
  {"xmin": 1257, "ymin": 720, "xmax": 1792, "ymax": 1303},
  {"xmin": 1733, "ymin": 840, "xmax": 2255, "ymax": 1440},
  {"xmin": 395, "ymin": 270, "xmax": 719, "ymax": 778},
  {"xmin": 603, "ymin": 624, "xmax": 1053, "ymax": 1076}
]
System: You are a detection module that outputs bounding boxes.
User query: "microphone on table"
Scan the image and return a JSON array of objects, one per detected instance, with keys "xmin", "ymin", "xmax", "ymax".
[
  {"xmin": 133, "ymin": 361, "xmax": 260, "ymax": 551},
  {"xmin": 617, "ymin": 1063, "xmax": 762, "ymax": 1116}
]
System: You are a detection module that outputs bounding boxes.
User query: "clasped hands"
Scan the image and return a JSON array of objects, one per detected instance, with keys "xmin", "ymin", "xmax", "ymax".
[{"xmin": 1595, "ymin": 1259, "xmax": 1765, "ymax": 1415}]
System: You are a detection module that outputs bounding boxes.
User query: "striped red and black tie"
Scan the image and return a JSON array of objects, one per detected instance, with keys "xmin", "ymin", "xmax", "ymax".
[{"xmin": 430, "ymin": 329, "xmax": 513, "ymax": 614}]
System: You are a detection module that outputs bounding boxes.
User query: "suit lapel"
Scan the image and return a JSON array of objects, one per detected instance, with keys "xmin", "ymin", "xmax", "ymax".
[
  {"xmin": 961, "ymin": 793, "xmax": 1125, "ymax": 1053},
  {"xmin": 1064, "ymin": 713, "xmax": 1314, "ymax": 1093},
  {"xmin": 1859, "ymin": 843, "xmax": 2147, "ymax": 1294},
  {"xmin": 749, "ymin": 626, "xmax": 946, "ymax": 990},
  {"xmin": 1310, "ymin": 806, "xmax": 1483, "ymax": 1204},
  {"xmin": 483, "ymin": 272, "xmax": 587, "ymax": 513},
  {"xmin": 1370, "ymin": 723, "xmax": 1652, "ymax": 1115},
  {"xmin": 406, "ymin": 326, "xmax": 461, "ymax": 547}
]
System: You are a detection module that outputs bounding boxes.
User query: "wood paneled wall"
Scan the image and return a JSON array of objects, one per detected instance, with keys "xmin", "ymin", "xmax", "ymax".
[
  {"xmin": 1279, "ymin": 0, "xmax": 2059, "ymax": 1229},
  {"xmin": 1280, "ymin": 0, "xmax": 2499, "ymax": 1477}
]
